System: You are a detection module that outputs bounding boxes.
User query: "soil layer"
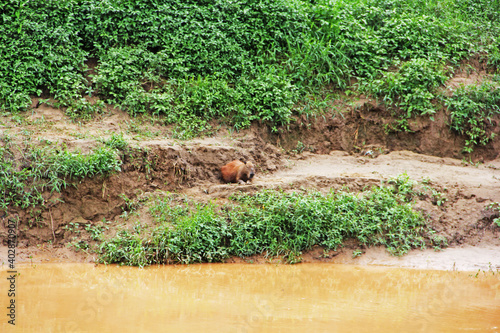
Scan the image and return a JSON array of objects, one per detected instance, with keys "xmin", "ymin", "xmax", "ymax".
[{"xmin": 1, "ymin": 92, "xmax": 500, "ymax": 271}]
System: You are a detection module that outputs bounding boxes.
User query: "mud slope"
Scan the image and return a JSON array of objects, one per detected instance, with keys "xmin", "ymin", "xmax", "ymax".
[
  {"xmin": 5, "ymin": 144, "xmax": 499, "ymax": 270},
  {"xmin": 1, "ymin": 100, "xmax": 500, "ymax": 270}
]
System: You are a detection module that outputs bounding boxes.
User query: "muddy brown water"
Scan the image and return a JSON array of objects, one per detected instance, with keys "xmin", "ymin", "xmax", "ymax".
[{"xmin": 2, "ymin": 263, "xmax": 499, "ymax": 332}]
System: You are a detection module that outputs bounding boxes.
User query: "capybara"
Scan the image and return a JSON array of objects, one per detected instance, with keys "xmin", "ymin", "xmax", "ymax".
[{"xmin": 220, "ymin": 160, "xmax": 255, "ymax": 184}]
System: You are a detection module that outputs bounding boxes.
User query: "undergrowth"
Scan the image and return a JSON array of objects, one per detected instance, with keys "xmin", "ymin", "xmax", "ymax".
[
  {"xmin": 0, "ymin": 144, "xmax": 121, "ymax": 212},
  {"xmin": 445, "ymin": 81, "xmax": 500, "ymax": 153},
  {"xmin": 1, "ymin": 0, "xmax": 499, "ymax": 139},
  {"xmin": 361, "ymin": 59, "xmax": 450, "ymax": 129},
  {"xmin": 99, "ymin": 175, "xmax": 442, "ymax": 267}
]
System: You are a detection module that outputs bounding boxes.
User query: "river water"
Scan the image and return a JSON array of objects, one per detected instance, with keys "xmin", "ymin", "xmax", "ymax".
[{"xmin": 2, "ymin": 263, "xmax": 499, "ymax": 332}]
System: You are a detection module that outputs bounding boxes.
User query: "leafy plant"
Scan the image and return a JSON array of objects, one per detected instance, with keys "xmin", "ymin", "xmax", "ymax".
[
  {"xmin": 103, "ymin": 133, "xmax": 129, "ymax": 151},
  {"xmin": 63, "ymin": 98, "xmax": 106, "ymax": 122},
  {"xmin": 99, "ymin": 176, "xmax": 437, "ymax": 266},
  {"xmin": 48, "ymin": 146, "xmax": 121, "ymax": 179},
  {"xmin": 445, "ymin": 81, "xmax": 500, "ymax": 153},
  {"xmin": 0, "ymin": 146, "xmax": 44, "ymax": 211},
  {"xmin": 361, "ymin": 59, "xmax": 450, "ymax": 121},
  {"xmin": 430, "ymin": 234, "xmax": 448, "ymax": 250},
  {"xmin": 486, "ymin": 202, "xmax": 500, "ymax": 227},
  {"xmin": 0, "ymin": 144, "xmax": 121, "ymax": 213},
  {"xmin": 85, "ymin": 221, "xmax": 109, "ymax": 241},
  {"xmin": 98, "ymin": 229, "xmax": 149, "ymax": 267}
]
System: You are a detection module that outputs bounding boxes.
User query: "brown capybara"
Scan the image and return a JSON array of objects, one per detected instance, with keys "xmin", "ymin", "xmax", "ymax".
[{"xmin": 220, "ymin": 160, "xmax": 255, "ymax": 184}]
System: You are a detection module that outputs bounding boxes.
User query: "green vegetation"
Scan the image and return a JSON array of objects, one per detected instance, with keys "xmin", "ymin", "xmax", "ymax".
[
  {"xmin": 99, "ymin": 175, "xmax": 443, "ymax": 266},
  {"xmin": 486, "ymin": 202, "xmax": 500, "ymax": 228},
  {"xmin": 361, "ymin": 59, "xmax": 450, "ymax": 129},
  {"xmin": 1, "ymin": 0, "xmax": 499, "ymax": 141},
  {"xmin": 102, "ymin": 133, "xmax": 129, "ymax": 151},
  {"xmin": 2, "ymin": 0, "xmax": 496, "ymax": 266},
  {"xmin": 0, "ymin": 144, "xmax": 121, "ymax": 212},
  {"xmin": 445, "ymin": 81, "xmax": 500, "ymax": 153}
]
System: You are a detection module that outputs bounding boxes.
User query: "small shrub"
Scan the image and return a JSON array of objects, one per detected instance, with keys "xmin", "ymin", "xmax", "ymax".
[
  {"xmin": 445, "ymin": 81, "xmax": 500, "ymax": 153},
  {"xmin": 362, "ymin": 59, "xmax": 450, "ymax": 119},
  {"xmin": 98, "ymin": 229, "xmax": 149, "ymax": 267},
  {"xmin": 157, "ymin": 203, "xmax": 231, "ymax": 264}
]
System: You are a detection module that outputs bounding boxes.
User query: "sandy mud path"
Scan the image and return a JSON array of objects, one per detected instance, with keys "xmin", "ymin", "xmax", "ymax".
[{"xmin": 262, "ymin": 151, "xmax": 500, "ymax": 201}]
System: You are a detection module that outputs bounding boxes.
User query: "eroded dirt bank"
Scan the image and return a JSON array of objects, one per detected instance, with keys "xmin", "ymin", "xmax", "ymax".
[
  {"xmin": 1, "ymin": 102, "xmax": 500, "ymax": 271},
  {"xmin": 212, "ymin": 150, "xmax": 500, "ymax": 271}
]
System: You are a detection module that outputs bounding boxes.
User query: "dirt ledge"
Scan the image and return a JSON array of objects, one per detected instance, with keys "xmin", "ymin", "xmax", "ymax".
[{"xmin": 1, "ymin": 90, "xmax": 500, "ymax": 270}]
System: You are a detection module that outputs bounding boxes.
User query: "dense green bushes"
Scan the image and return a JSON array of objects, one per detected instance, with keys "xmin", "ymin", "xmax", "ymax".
[
  {"xmin": 79, "ymin": 0, "xmax": 307, "ymax": 69},
  {"xmin": 312, "ymin": 2, "xmax": 471, "ymax": 78},
  {"xmin": 1, "ymin": 0, "xmax": 499, "ymax": 139},
  {"xmin": 0, "ymin": 0, "xmax": 87, "ymax": 111},
  {"xmin": 99, "ymin": 176, "xmax": 437, "ymax": 266},
  {"xmin": 95, "ymin": 48, "xmax": 297, "ymax": 135}
]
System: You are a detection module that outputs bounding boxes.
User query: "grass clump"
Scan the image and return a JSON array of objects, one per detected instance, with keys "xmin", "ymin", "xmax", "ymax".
[
  {"xmin": 0, "ymin": 144, "xmax": 121, "ymax": 212},
  {"xmin": 102, "ymin": 133, "xmax": 129, "ymax": 151},
  {"xmin": 445, "ymin": 81, "xmax": 500, "ymax": 153},
  {"xmin": 99, "ymin": 176, "xmax": 435, "ymax": 267},
  {"xmin": 47, "ymin": 146, "xmax": 122, "ymax": 179}
]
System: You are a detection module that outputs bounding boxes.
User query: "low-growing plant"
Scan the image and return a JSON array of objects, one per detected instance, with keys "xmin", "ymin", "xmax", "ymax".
[
  {"xmin": 445, "ymin": 81, "xmax": 500, "ymax": 153},
  {"xmin": 0, "ymin": 144, "xmax": 122, "ymax": 213},
  {"xmin": 99, "ymin": 176, "xmax": 438, "ymax": 266},
  {"xmin": 153, "ymin": 203, "xmax": 231, "ymax": 264},
  {"xmin": 68, "ymin": 239, "xmax": 90, "ymax": 252},
  {"xmin": 352, "ymin": 249, "xmax": 363, "ymax": 258},
  {"xmin": 486, "ymin": 202, "xmax": 500, "ymax": 227},
  {"xmin": 103, "ymin": 133, "xmax": 129, "ymax": 151},
  {"xmin": 430, "ymin": 234, "xmax": 448, "ymax": 251},
  {"xmin": 64, "ymin": 222, "xmax": 82, "ymax": 234},
  {"xmin": 387, "ymin": 172, "xmax": 418, "ymax": 201},
  {"xmin": 98, "ymin": 229, "xmax": 149, "ymax": 267},
  {"xmin": 119, "ymin": 193, "xmax": 143, "ymax": 220},
  {"xmin": 361, "ymin": 59, "xmax": 450, "ymax": 121},
  {"xmin": 85, "ymin": 222, "xmax": 109, "ymax": 241},
  {"xmin": 292, "ymin": 141, "xmax": 306, "ymax": 154},
  {"xmin": 0, "ymin": 147, "xmax": 45, "ymax": 211},
  {"xmin": 48, "ymin": 146, "xmax": 122, "ymax": 179},
  {"xmin": 63, "ymin": 98, "xmax": 106, "ymax": 122},
  {"xmin": 389, "ymin": 173, "xmax": 448, "ymax": 206}
]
